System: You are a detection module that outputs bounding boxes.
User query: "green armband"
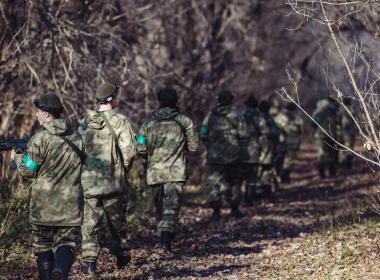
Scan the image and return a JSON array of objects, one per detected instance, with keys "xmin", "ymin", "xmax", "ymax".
[
  {"xmin": 200, "ymin": 124, "xmax": 209, "ymax": 135},
  {"xmin": 22, "ymin": 155, "xmax": 39, "ymax": 172},
  {"xmin": 136, "ymin": 135, "xmax": 147, "ymax": 145}
]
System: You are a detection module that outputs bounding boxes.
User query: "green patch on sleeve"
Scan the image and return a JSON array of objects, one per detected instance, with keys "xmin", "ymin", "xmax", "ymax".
[
  {"xmin": 22, "ymin": 155, "xmax": 39, "ymax": 172},
  {"xmin": 200, "ymin": 124, "xmax": 209, "ymax": 135},
  {"xmin": 136, "ymin": 135, "xmax": 147, "ymax": 145}
]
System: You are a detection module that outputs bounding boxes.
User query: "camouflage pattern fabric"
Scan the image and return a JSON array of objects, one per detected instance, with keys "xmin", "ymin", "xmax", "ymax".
[
  {"xmin": 240, "ymin": 107, "xmax": 269, "ymax": 164},
  {"xmin": 258, "ymin": 112, "xmax": 281, "ymax": 193},
  {"xmin": 15, "ymin": 118, "xmax": 84, "ymax": 226},
  {"xmin": 152, "ymin": 182, "xmax": 184, "ymax": 234},
  {"xmin": 312, "ymin": 98, "xmax": 342, "ymax": 175},
  {"xmin": 201, "ymin": 105, "xmax": 248, "ymax": 164},
  {"xmin": 274, "ymin": 110, "xmax": 303, "ymax": 170},
  {"xmin": 339, "ymin": 105, "xmax": 356, "ymax": 167},
  {"xmin": 240, "ymin": 163, "xmax": 259, "ymax": 188},
  {"xmin": 208, "ymin": 164, "xmax": 241, "ymax": 208},
  {"xmin": 80, "ymin": 109, "xmax": 137, "ymax": 198},
  {"xmin": 137, "ymin": 107, "xmax": 198, "ymax": 186},
  {"xmin": 32, "ymin": 224, "xmax": 81, "ymax": 254},
  {"xmin": 82, "ymin": 196, "xmax": 129, "ymax": 262}
]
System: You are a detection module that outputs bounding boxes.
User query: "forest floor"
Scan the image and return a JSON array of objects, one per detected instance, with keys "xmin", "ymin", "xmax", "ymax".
[{"xmin": 1, "ymin": 145, "xmax": 380, "ymax": 279}]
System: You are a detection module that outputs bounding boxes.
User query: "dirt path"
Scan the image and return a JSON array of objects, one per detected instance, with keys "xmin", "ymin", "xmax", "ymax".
[{"xmin": 2, "ymin": 146, "xmax": 380, "ymax": 279}]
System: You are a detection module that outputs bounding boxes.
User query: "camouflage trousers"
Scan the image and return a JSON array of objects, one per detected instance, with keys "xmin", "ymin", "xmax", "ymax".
[
  {"xmin": 283, "ymin": 148, "xmax": 298, "ymax": 171},
  {"xmin": 208, "ymin": 164, "xmax": 241, "ymax": 208},
  {"xmin": 316, "ymin": 137, "xmax": 339, "ymax": 176},
  {"xmin": 257, "ymin": 164, "xmax": 277, "ymax": 194},
  {"xmin": 151, "ymin": 182, "xmax": 184, "ymax": 235},
  {"xmin": 339, "ymin": 135, "xmax": 355, "ymax": 169},
  {"xmin": 32, "ymin": 224, "xmax": 80, "ymax": 254},
  {"xmin": 240, "ymin": 163, "xmax": 259, "ymax": 188},
  {"xmin": 81, "ymin": 195, "xmax": 129, "ymax": 262}
]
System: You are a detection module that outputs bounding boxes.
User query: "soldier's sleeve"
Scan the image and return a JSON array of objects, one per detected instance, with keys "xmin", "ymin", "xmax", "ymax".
[
  {"xmin": 200, "ymin": 112, "xmax": 211, "ymax": 142},
  {"xmin": 136, "ymin": 121, "xmax": 149, "ymax": 154},
  {"xmin": 237, "ymin": 113, "xmax": 249, "ymax": 139},
  {"xmin": 15, "ymin": 133, "xmax": 44, "ymax": 178},
  {"xmin": 180, "ymin": 115, "xmax": 199, "ymax": 152},
  {"xmin": 118, "ymin": 118, "xmax": 137, "ymax": 168}
]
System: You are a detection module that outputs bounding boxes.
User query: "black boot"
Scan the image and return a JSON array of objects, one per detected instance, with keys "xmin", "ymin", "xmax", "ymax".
[
  {"xmin": 230, "ymin": 206, "xmax": 244, "ymax": 219},
  {"xmin": 317, "ymin": 162, "xmax": 325, "ymax": 178},
  {"xmin": 116, "ymin": 254, "xmax": 131, "ymax": 269},
  {"xmin": 36, "ymin": 250, "xmax": 54, "ymax": 280},
  {"xmin": 329, "ymin": 164, "xmax": 337, "ymax": 177},
  {"xmin": 211, "ymin": 207, "xmax": 220, "ymax": 222},
  {"xmin": 52, "ymin": 245, "xmax": 75, "ymax": 280},
  {"xmin": 83, "ymin": 261, "xmax": 96, "ymax": 275},
  {"xmin": 281, "ymin": 169, "xmax": 290, "ymax": 183},
  {"xmin": 244, "ymin": 185, "xmax": 254, "ymax": 206},
  {"xmin": 160, "ymin": 231, "xmax": 172, "ymax": 252}
]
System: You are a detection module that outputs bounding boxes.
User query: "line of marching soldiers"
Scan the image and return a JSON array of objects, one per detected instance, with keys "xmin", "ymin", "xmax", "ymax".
[{"xmin": 10, "ymin": 83, "xmax": 354, "ymax": 279}]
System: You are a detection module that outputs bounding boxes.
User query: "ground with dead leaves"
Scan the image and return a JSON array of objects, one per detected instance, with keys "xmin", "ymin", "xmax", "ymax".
[{"xmin": 1, "ymin": 146, "xmax": 380, "ymax": 279}]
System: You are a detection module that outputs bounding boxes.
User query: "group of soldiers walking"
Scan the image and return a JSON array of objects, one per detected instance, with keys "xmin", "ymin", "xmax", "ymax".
[{"xmin": 9, "ymin": 83, "xmax": 355, "ymax": 279}]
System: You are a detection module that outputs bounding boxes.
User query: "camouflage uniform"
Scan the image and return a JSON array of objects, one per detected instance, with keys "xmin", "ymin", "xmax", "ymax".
[
  {"xmin": 258, "ymin": 109, "xmax": 281, "ymax": 194},
  {"xmin": 240, "ymin": 106, "xmax": 269, "ymax": 203},
  {"xmin": 80, "ymin": 109, "xmax": 137, "ymax": 263},
  {"xmin": 339, "ymin": 102, "xmax": 356, "ymax": 169},
  {"xmin": 15, "ymin": 118, "xmax": 84, "ymax": 253},
  {"xmin": 311, "ymin": 98, "xmax": 342, "ymax": 177},
  {"xmin": 274, "ymin": 108, "xmax": 303, "ymax": 182},
  {"xmin": 137, "ymin": 107, "xmax": 198, "ymax": 235},
  {"xmin": 201, "ymin": 105, "xmax": 248, "ymax": 209}
]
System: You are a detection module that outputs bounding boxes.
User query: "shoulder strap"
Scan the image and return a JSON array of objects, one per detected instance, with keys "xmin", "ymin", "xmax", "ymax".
[
  {"xmin": 99, "ymin": 111, "xmax": 126, "ymax": 172},
  {"xmin": 211, "ymin": 109, "xmax": 238, "ymax": 130},
  {"xmin": 58, "ymin": 134, "xmax": 86, "ymax": 163}
]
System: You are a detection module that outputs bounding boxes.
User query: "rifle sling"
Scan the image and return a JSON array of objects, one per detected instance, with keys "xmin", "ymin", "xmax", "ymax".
[
  {"xmin": 99, "ymin": 111, "xmax": 127, "ymax": 173},
  {"xmin": 58, "ymin": 135, "xmax": 86, "ymax": 163}
]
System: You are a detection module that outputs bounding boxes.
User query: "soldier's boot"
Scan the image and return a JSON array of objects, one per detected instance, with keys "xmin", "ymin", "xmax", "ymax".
[
  {"xmin": 36, "ymin": 250, "xmax": 54, "ymax": 280},
  {"xmin": 281, "ymin": 169, "xmax": 290, "ymax": 183},
  {"xmin": 211, "ymin": 207, "xmax": 220, "ymax": 222},
  {"xmin": 230, "ymin": 205, "xmax": 244, "ymax": 219},
  {"xmin": 329, "ymin": 164, "xmax": 337, "ymax": 177},
  {"xmin": 116, "ymin": 254, "xmax": 131, "ymax": 269},
  {"xmin": 317, "ymin": 163, "xmax": 325, "ymax": 178},
  {"xmin": 83, "ymin": 261, "xmax": 97, "ymax": 275},
  {"xmin": 52, "ymin": 245, "xmax": 75, "ymax": 280},
  {"xmin": 160, "ymin": 231, "xmax": 172, "ymax": 252},
  {"xmin": 244, "ymin": 185, "xmax": 254, "ymax": 206}
]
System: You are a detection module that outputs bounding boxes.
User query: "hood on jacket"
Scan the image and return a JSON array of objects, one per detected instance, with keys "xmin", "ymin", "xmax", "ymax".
[
  {"xmin": 43, "ymin": 119, "xmax": 70, "ymax": 135},
  {"xmin": 152, "ymin": 107, "xmax": 178, "ymax": 121},
  {"xmin": 83, "ymin": 109, "xmax": 119, "ymax": 130},
  {"xmin": 213, "ymin": 105, "xmax": 232, "ymax": 116}
]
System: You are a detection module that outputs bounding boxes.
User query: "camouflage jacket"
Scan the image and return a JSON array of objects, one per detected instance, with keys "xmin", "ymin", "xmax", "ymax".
[
  {"xmin": 137, "ymin": 107, "xmax": 198, "ymax": 185},
  {"xmin": 259, "ymin": 112, "xmax": 281, "ymax": 165},
  {"xmin": 200, "ymin": 105, "xmax": 248, "ymax": 164},
  {"xmin": 80, "ymin": 109, "xmax": 137, "ymax": 198},
  {"xmin": 312, "ymin": 99, "xmax": 342, "ymax": 140},
  {"xmin": 274, "ymin": 111, "xmax": 303, "ymax": 150},
  {"xmin": 15, "ymin": 119, "xmax": 84, "ymax": 226},
  {"xmin": 240, "ymin": 107, "xmax": 269, "ymax": 163}
]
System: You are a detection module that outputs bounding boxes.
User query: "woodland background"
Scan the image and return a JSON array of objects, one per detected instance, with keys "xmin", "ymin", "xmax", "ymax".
[{"xmin": 1, "ymin": 1, "xmax": 380, "ymax": 279}]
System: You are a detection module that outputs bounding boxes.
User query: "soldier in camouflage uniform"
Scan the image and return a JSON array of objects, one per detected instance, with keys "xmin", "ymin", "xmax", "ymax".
[
  {"xmin": 240, "ymin": 96, "xmax": 269, "ymax": 205},
  {"xmin": 257, "ymin": 100, "xmax": 281, "ymax": 196},
  {"xmin": 200, "ymin": 90, "xmax": 248, "ymax": 221},
  {"xmin": 339, "ymin": 97, "xmax": 356, "ymax": 170},
  {"xmin": 11, "ymin": 93, "xmax": 84, "ymax": 280},
  {"xmin": 311, "ymin": 96, "xmax": 342, "ymax": 178},
  {"xmin": 137, "ymin": 87, "xmax": 198, "ymax": 251},
  {"xmin": 80, "ymin": 83, "xmax": 137, "ymax": 274},
  {"xmin": 274, "ymin": 103, "xmax": 303, "ymax": 183}
]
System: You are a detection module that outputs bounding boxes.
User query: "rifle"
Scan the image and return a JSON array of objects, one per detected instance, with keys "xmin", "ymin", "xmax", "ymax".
[{"xmin": 0, "ymin": 138, "xmax": 30, "ymax": 170}]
